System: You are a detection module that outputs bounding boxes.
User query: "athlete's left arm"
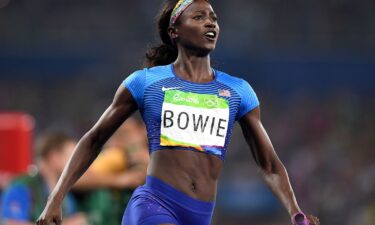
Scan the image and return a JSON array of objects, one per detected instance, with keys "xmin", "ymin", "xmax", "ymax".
[{"xmin": 239, "ymin": 107, "xmax": 320, "ymax": 225}]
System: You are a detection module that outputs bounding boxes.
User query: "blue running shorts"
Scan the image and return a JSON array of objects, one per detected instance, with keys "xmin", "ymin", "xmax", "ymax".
[{"xmin": 122, "ymin": 176, "xmax": 215, "ymax": 225}]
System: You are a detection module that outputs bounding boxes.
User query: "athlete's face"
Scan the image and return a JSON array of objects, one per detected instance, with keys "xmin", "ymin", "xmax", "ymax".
[{"xmin": 171, "ymin": 0, "xmax": 220, "ymax": 55}]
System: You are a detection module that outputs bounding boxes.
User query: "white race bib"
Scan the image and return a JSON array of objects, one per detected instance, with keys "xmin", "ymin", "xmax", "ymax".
[{"xmin": 160, "ymin": 90, "xmax": 229, "ymax": 151}]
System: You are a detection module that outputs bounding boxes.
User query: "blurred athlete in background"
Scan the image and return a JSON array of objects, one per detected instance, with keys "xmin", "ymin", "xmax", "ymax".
[
  {"xmin": 74, "ymin": 117, "xmax": 149, "ymax": 225},
  {"xmin": 1, "ymin": 133, "xmax": 87, "ymax": 225},
  {"xmin": 75, "ymin": 117, "xmax": 148, "ymax": 191},
  {"xmin": 37, "ymin": 0, "xmax": 320, "ymax": 224}
]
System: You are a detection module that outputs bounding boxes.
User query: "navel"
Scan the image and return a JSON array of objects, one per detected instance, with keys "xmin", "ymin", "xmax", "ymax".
[{"xmin": 191, "ymin": 182, "xmax": 197, "ymax": 192}]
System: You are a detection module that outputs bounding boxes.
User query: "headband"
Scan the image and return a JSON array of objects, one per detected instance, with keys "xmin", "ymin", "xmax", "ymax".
[{"xmin": 170, "ymin": 0, "xmax": 194, "ymax": 26}]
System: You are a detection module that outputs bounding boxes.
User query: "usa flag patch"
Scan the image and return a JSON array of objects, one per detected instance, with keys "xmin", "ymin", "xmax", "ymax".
[{"xmin": 218, "ymin": 89, "xmax": 231, "ymax": 97}]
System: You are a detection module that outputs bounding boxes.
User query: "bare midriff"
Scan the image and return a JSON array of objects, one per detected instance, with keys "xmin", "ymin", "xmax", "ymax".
[{"xmin": 147, "ymin": 150, "xmax": 223, "ymax": 202}]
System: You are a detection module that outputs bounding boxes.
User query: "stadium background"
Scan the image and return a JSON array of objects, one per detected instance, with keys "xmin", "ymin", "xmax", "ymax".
[{"xmin": 0, "ymin": 0, "xmax": 374, "ymax": 224}]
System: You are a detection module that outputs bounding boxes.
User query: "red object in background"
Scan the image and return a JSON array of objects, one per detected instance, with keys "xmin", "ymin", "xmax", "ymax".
[{"xmin": 0, "ymin": 112, "xmax": 34, "ymax": 175}]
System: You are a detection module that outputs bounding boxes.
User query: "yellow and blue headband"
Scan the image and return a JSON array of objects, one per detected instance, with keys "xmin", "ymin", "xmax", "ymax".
[{"xmin": 170, "ymin": 0, "xmax": 194, "ymax": 26}]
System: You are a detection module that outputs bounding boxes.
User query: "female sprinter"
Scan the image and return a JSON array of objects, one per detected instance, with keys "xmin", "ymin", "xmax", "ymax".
[{"xmin": 37, "ymin": 0, "xmax": 320, "ymax": 225}]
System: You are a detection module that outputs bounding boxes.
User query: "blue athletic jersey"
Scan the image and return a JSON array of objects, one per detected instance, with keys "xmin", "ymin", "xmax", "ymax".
[{"xmin": 123, "ymin": 64, "xmax": 259, "ymax": 160}]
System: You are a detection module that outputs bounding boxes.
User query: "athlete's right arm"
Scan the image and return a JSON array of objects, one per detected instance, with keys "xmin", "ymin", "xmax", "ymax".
[{"xmin": 36, "ymin": 85, "xmax": 137, "ymax": 225}]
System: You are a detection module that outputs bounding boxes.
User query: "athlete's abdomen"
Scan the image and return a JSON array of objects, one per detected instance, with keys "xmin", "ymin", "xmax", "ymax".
[{"xmin": 147, "ymin": 149, "xmax": 223, "ymax": 202}]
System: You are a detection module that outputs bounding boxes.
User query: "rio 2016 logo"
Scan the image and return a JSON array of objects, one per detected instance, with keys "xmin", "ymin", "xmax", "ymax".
[{"xmin": 173, "ymin": 93, "xmax": 199, "ymax": 104}]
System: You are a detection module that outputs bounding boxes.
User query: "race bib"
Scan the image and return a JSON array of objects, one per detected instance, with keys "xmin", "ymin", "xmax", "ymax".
[{"xmin": 160, "ymin": 90, "xmax": 229, "ymax": 151}]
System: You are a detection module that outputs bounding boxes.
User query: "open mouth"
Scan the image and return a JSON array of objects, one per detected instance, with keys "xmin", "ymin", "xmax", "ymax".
[{"xmin": 204, "ymin": 31, "xmax": 217, "ymax": 40}]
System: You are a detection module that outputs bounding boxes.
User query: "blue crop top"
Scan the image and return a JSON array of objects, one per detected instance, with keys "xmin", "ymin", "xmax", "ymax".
[{"xmin": 123, "ymin": 64, "xmax": 259, "ymax": 160}]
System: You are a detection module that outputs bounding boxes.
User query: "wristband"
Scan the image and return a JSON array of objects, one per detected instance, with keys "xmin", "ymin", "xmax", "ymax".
[{"xmin": 292, "ymin": 212, "xmax": 309, "ymax": 225}]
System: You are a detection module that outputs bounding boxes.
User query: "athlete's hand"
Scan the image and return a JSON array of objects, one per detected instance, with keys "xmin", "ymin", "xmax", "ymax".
[
  {"xmin": 291, "ymin": 213, "xmax": 320, "ymax": 225},
  {"xmin": 36, "ymin": 200, "xmax": 63, "ymax": 225},
  {"xmin": 306, "ymin": 214, "xmax": 320, "ymax": 225}
]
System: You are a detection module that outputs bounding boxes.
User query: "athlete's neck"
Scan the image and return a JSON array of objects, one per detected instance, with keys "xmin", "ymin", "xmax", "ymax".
[{"xmin": 173, "ymin": 50, "xmax": 213, "ymax": 83}]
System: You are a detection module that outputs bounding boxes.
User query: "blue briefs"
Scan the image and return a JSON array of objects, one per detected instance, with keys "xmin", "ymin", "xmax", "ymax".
[{"xmin": 122, "ymin": 176, "xmax": 215, "ymax": 225}]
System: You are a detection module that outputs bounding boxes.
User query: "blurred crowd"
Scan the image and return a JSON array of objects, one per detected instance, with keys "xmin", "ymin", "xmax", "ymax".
[{"xmin": 1, "ymin": 0, "xmax": 374, "ymax": 54}]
